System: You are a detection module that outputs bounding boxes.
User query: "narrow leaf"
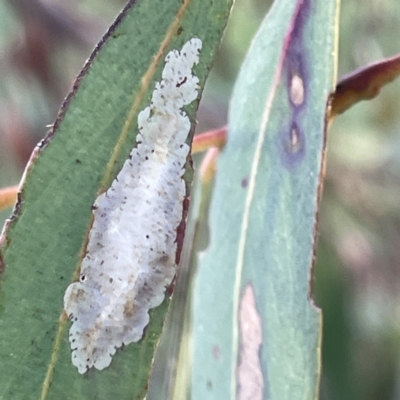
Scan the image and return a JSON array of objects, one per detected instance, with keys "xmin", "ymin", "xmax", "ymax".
[
  {"xmin": 0, "ymin": 0, "xmax": 232, "ymax": 398},
  {"xmin": 192, "ymin": 0, "xmax": 339, "ymax": 399}
]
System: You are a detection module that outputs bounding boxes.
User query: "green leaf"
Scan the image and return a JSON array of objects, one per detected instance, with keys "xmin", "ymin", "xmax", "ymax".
[
  {"xmin": 191, "ymin": 0, "xmax": 339, "ymax": 399},
  {"xmin": 0, "ymin": 0, "xmax": 232, "ymax": 398}
]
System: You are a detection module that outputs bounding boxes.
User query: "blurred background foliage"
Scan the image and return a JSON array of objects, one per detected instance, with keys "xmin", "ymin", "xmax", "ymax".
[{"xmin": 0, "ymin": 0, "xmax": 400, "ymax": 399}]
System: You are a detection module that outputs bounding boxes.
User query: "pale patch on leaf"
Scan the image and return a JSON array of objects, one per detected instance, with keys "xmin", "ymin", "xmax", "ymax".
[
  {"xmin": 237, "ymin": 285, "xmax": 264, "ymax": 400},
  {"xmin": 290, "ymin": 73, "xmax": 305, "ymax": 106},
  {"xmin": 63, "ymin": 38, "xmax": 202, "ymax": 374}
]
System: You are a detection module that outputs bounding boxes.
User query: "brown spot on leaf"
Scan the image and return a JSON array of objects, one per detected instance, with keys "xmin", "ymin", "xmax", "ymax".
[{"xmin": 123, "ymin": 299, "xmax": 136, "ymax": 318}]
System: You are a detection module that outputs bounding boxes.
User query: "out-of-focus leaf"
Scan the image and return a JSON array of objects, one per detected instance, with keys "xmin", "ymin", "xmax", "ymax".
[
  {"xmin": 191, "ymin": 0, "xmax": 339, "ymax": 399},
  {"xmin": 315, "ymin": 238, "xmax": 356, "ymax": 400},
  {"xmin": 0, "ymin": 0, "xmax": 232, "ymax": 398},
  {"xmin": 332, "ymin": 53, "xmax": 400, "ymax": 117},
  {"xmin": 147, "ymin": 149, "xmax": 219, "ymax": 399}
]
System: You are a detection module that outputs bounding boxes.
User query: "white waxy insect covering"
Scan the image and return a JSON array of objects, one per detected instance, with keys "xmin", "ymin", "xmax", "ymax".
[{"xmin": 63, "ymin": 38, "xmax": 202, "ymax": 374}]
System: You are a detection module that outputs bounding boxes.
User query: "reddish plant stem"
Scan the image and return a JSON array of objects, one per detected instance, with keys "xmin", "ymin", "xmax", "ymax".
[{"xmin": 0, "ymin": 185, "xmax": 18, "ymax": 211}]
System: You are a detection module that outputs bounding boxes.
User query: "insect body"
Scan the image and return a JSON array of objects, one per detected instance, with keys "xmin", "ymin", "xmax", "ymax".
[{"xmin": 63, "ymin": 38, "xmax": 202, "ymax": 374}]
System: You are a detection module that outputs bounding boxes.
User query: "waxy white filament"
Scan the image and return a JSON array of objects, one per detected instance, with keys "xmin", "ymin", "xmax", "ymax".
[{"xmin": 63, "ymin": 38, "xmax": 202, "ymax": 374}]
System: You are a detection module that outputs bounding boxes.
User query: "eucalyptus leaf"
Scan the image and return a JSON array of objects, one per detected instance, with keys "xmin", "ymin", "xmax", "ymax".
[{"xmin": 192, "ymin": 0, "xmax": 339, "ymax": 399}]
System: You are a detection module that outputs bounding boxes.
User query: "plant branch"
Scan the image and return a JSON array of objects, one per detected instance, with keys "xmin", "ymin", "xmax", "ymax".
[{"xmin": 0, "ymin": 185, "xmax": 18, "ymax": 212}]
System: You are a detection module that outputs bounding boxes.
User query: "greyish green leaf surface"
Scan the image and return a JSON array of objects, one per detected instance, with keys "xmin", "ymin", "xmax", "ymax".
[
  {"xmin": 0, "ymin": 0, "xmax": 232, "ymax": 398},
  {"xmin": 192, "ymin": 0, "xmax": 339, "ymax": 399}
]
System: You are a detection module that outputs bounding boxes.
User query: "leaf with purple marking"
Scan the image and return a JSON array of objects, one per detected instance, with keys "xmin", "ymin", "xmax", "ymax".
[{"xmin": 192, "ymin": 0, "xmax": 339, "ymax": 399}]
